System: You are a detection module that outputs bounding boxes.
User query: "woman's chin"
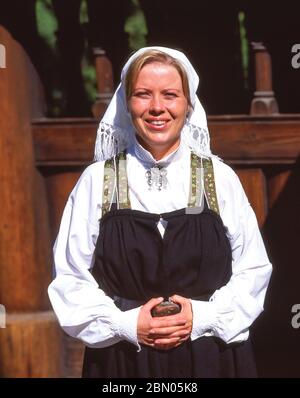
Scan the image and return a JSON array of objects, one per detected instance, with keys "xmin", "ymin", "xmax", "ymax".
[{"xmin": 146, "ymin": 131, "xmax": 178, "ymax": 145}]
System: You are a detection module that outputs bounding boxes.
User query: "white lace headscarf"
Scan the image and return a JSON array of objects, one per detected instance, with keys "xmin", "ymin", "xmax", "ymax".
[{"xmin": 94, "ymin": 46, "xmax": 214, "ymax": 161}]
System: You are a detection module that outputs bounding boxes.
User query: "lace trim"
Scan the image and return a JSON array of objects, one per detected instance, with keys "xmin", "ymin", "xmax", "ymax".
[
  {"xmin": 94, "ymin": 122, "xmax": 133, "ymax": 162},
  {"xmin": 94, "ymin": 121, "xmax": 221, "ymax": 162},
  {"xmin": 182, "ymin": 122, "xmax": 210, "ymax": 158}
]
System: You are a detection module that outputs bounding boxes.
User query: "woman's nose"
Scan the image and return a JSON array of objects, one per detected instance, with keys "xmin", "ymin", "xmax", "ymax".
[{"xmin": 149, "ymin": 96, "xmax": 164, "ymax": 114}]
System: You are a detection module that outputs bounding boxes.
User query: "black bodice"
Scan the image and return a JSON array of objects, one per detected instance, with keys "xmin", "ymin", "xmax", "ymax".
[{"xmin": 93, "ymin": 202, "xmax": 232, "ymax": 306}]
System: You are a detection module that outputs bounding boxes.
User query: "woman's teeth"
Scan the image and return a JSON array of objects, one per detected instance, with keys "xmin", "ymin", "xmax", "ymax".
[{"xmin": 149, "ymin": 120, "xmax": 165, "ymax": 125}]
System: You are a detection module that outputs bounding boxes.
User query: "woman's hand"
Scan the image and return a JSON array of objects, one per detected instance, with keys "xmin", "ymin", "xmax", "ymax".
[
  {"xmin": 137, "ymin": 295, "xmax": 193, "ymax": 350},
  {"xmin": 152, "ymin": 295, "xmax": 193, "ymax": 350}
]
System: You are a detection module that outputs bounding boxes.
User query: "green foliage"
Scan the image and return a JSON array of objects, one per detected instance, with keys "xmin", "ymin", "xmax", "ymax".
[
  {"xmin": 35, "ymin": 0, "xmax": 63, "ymax": 116},
  {"xmin": 81, "ymin": 1, "xmax": 97, "ymax": 104},
  {"xmin": 36, "ymin": 0, "xmax": 57, "ymax": 50},
  {"xmin": 238, "ymin": 11, "xmax": 249, "ymax": 89},
  {"xmin": 125, "ymin": 0, "xmax": 148, "ymax": 51},
  {"xmin": 82, "ymin": 55, "xmax": 97, "ymax": 104},
  {"xmin": 80, "ymin": 0, "xmax": 89, "ymax": 24},
  {"xmin": 34, "ymin": 0, "xmax": 148, "ymax": 115}
]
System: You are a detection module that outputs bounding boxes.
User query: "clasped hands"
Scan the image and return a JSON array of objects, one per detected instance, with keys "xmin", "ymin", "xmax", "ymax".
[{"xmin": 137, "ymin": 295, "xmax": 193, "ymax": 350}]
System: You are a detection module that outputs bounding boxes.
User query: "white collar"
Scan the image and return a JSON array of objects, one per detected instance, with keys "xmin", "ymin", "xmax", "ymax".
[{"xmin": 128, "ymin": 135, "xmax": 187, "ymax": 168}]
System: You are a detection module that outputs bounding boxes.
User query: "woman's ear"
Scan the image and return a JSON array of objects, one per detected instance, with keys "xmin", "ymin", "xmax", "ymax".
[
  {"xmin": 186, "ymin": 105, "xmax": 192, "ymax": 119},
  {"xmin": 126, "ymin": 100, "xmax": 131, "ymax": 114}
]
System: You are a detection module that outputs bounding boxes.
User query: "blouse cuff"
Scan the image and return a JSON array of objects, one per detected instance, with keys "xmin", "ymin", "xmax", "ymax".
[
  {"xmin": 190, "ymin": 300, "xmax": 218, "ymax": 340},
  {"xmin": 112, "ymin": 306, "xmax": 142, "ymax": 351}
]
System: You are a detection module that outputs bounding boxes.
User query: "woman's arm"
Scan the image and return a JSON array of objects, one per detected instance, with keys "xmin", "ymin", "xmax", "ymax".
[
  {"xmin": 48, "ymin": 162, "xmax": 141, "ymax": 349},
  {"xmin": 190, "ymin": 160, "xmax": 272, "ymax": 343}
]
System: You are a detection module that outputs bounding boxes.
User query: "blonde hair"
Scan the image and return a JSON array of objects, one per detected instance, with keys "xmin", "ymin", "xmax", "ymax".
[{"xmin": 125, "ymin": 50, "xmax": 192, "ymax": 107}]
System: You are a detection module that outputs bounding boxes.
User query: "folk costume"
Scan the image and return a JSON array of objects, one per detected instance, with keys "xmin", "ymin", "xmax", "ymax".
[{"xmin": 48, "ymin": 47, "xmax": 272, "ymax": 378}]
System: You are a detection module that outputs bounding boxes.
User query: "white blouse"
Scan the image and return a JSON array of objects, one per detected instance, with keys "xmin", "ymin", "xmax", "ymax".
[{"xmin": 48, "ymin": 139, "xmax": 272, "ymax": 349}]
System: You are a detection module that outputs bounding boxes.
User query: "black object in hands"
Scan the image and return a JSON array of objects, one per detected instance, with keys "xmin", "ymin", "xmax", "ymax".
[{"xmin": 151, "ymin": 298, "xmax": 181, "ymax": 317}]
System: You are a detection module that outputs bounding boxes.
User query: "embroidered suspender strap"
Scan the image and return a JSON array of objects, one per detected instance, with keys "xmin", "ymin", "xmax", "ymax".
[
  {"xmin": 202, "ymin": 157, "xmax": 220, "ymax": 215},
  {"xmin": 116, "ymin": 151, "xmax": 131, "ymax": 210},
  {"xmin": 188, "ymin": 152, "xmax": 202, "ymax": 207},
  {"xmin": 102, "ymin": 151, "xmax": 131, "ymax": 216},
  {"xmin": 102, "ymin": 157, "xmax": 117, "ymax": 217},
  {"xmin": 188, "ymin": 153, "xmax": 220, "ymax": 214}
]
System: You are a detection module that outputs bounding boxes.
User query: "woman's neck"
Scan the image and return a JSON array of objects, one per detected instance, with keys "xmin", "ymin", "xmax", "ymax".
[{"xmin": 135, "ymin": 136, "xmax": 180, "ymax": 161}]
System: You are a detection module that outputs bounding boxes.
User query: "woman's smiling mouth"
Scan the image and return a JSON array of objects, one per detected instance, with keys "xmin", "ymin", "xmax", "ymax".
[{"xmin": 145, "ymin": 119, "xmax": 170, "ymax": 130}]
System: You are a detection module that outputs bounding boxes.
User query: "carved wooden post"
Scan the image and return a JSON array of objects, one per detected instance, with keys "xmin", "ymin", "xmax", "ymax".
[
  {"xmin": 0, "ymin": 26, "xmax": 62, "ymax": 377},
  {"xmin": 91, "ymin": 47, "xmax": 114, "ymax": 118},
  {"xmin": 250, "ymin": 42, "xmax": 279, "ymax": 115}
]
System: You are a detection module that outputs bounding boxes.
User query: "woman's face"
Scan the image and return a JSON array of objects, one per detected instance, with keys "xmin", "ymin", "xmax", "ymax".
[{"xmin": 128, "ymin": 62, "xmax": 189, "ymax": 160}]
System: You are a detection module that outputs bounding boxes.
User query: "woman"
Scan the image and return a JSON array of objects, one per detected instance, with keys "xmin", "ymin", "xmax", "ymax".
[{"xmin": 48, "ymin": 47, "xmax": 272, "ymax": 378}]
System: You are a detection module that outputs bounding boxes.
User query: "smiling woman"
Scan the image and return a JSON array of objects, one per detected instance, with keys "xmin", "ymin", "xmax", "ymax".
[
  {"xmin": 48, "ymin": 46, "xmax": 272, "ymax": 378},
  {"xmin": 128, "ymin": 61, "xmax": 189, "ymax": 159}
]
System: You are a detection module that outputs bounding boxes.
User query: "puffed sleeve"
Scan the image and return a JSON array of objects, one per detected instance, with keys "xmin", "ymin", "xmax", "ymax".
[
  {"xmin": 191, "ymin": 159, "xmax": 272, "ymax": 343},
  {"xmin": 48, "ymin": 162, "xmax": 141, "ymax": 349}
]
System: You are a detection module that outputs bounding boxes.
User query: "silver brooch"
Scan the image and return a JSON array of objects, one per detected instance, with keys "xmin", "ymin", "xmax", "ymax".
[{"xmin": 145, "ymin": 165, "xmax": 168, "ymax": 191}]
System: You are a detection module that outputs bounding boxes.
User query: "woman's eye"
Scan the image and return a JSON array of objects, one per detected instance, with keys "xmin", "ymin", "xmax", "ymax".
[
  {"xmin": 165, "ymin": 92, "xmax": 177, "ymax": 98},
  {"xmin": 134, "ymin": 91, "xmax": 150, "ymax": 98}
]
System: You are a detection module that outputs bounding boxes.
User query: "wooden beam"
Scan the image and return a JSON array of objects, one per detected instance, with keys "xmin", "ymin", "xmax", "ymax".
[
  {"xmin": 32, "ymin": 115, "xmax": 300, "ymax": 166},
  {"xmin": 33, "ymin": 118, "xmax": 96, "ymax": 165},
  {"xmin": 211, "ymin": 118, "xmax": 300, "ymax": 164}
]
